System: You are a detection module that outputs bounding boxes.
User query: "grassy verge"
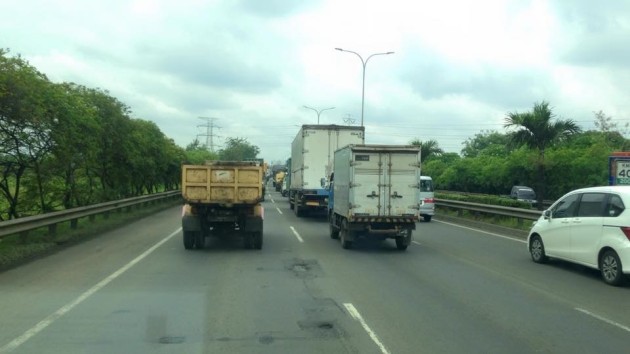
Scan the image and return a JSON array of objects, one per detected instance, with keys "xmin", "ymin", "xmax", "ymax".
[
  {"xmin": 0, "ymin": 199, "xmax": 182, "ymax": 270},
  {"xmin": 437, "ymin": 207, "xmax": 536, "ymax": 233}
]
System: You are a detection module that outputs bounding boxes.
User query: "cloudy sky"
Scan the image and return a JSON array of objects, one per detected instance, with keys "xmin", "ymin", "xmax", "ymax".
[{"xmin": 2, "ymin": 0, "xmax": 629, "ymax": 162}]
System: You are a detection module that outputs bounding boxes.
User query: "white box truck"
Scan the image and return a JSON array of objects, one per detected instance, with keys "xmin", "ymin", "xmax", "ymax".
[
  {"xmin": 328, "ymin": 145, "xmax": 421, "ymax": 250},
  {"xmin": 290, "ymin": 124, "xmax": 365, "ymax": 217}
]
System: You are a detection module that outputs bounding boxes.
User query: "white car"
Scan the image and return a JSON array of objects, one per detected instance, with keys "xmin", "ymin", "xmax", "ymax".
[
  {"xmin": 419, "ymin": 176, "xmax": 434, "ymax": 222},
  {"xmin": 527, "ymin": 186, "xmax": 630, "ymax": 286}
]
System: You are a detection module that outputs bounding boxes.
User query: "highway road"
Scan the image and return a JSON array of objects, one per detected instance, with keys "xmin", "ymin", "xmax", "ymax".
[{"xmin": 0, "ymin": 189, "xmax": 629, "ymax": 353}]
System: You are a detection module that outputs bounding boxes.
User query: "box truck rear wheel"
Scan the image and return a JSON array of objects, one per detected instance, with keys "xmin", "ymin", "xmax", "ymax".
[
  {"xmin": 183, "ymin": 231, "xmax": 195, "ymax": 250},
  {"xmin": 329, "ymin": 213, "xmax": 339, "ymax": 239},
  {"xmin": 340, "ymin": 219, "xmax": 353, "ymax": 249},
  {"xmin": 395, "ymin": 230, "xmax": 412, "ymax": 251}
]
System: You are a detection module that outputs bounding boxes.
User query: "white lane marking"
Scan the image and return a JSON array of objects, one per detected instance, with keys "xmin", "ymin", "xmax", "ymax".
[
  {"xmin": 343, "ymin": 303, "xmax": 390, "ymax": 354},
  {"xmin": 271, "ymin": 197, "xmax": 275, "ymax": 204},
  {"xmin": 0, "ymin": 228, "xmax": 182, "ymax": 353},
  {"xmin": 435, "ymin": 220, "xmax": 527, "ymax": 244},
  {"xmin": 412, "ymin": 241, "xmax": 421, "ymax": 246},
  {"xmin": 276, "ymin": 207, "xmax": 283, "ymax": 215},
  {"xmin": 289, "ymin": 226, "xmax": 304, "ymax": 243},
  {"xmin": 575, "ymin": 308, "xmax": 630, "ymax": 333}
]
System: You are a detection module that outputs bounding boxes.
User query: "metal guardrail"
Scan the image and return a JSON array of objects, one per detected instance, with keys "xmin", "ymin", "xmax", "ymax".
[
  {"xmin": 436, "ymin": 199, "xmax": 542, "ymax": 223},
  {"xmin": 0, "ymin": 191, "xmax": 182, "ymax": 239}
]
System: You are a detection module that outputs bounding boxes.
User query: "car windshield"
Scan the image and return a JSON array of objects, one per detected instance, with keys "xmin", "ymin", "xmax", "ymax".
[{"xmin": 421, "ymin": 179, "xmax": 434, "ymax": 192}]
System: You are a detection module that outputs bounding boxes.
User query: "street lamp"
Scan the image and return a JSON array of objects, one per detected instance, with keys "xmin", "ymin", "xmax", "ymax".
[
  {"xmin": 335, "ymin": 48, "xmax": 394, "ymax": 127},
  {"xmin": 303, "ymin": 105, "xmax": 335, "ymax": 124}
]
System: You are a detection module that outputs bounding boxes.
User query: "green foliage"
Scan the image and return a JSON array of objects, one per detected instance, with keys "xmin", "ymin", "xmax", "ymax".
[
  {"xmin": 219, "ymin": 137, "xmax": 260, "ymax": 161},
  {"xmin": 184, "ymin": 138, "xmax": 219, "ymax": 164},
  {"xmin": 0, "ymin": 49, "xmax": 186, "ymax": 219}
]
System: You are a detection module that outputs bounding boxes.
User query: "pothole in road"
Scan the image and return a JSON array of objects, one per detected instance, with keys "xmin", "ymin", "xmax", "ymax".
[{"xmin": 285, "ymin": 258, "xmax": 322, "ymax": 278}]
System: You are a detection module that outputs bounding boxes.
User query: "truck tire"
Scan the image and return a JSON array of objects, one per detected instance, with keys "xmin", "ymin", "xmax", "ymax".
[
  {"xmin": 329, "ymin": 213, "xmax": 339, "ymax": 239},
  {"xmin": 395, "ymin": 230, "xmax": 412, "ymax": 251},
  {"xmin": 340, "ymin": 219, "xmax": 353, "ymax": 249},
  {"xmin": 252, "ymin": 231, "xmax": 263, "ymax": 250},
  {"xmin": 194, "ymin": 233, "xmax": 205, "ymax": 249},
  {"xmin": 295, "ymin": 202, "xmax": 303, "ymax": 217},
  {"xmin": 183, "ymin": 231, "xmax": 194, "ymax": 250},
  {"xmin": 243, "ymin": 233, "xmax": 253, "ymax": 249},
  {"xmin": 423, "ymin": 215, "xmax": 432, "ymax": 222}
]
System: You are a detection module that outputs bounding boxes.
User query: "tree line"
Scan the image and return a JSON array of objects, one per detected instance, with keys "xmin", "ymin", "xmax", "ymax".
[
  {"xmin": 416, "ymin": 102, "xmax": 630, "ymax": 206},
  {"xmin": 0, "ymin": 49, "xmax": 262, "ymax": 220}
]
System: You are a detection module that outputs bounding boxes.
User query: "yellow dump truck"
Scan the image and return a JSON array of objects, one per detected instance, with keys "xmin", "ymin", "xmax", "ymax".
[{"xmin": 181, "ymin": 161, "xmax": 264, "ymax": 250}]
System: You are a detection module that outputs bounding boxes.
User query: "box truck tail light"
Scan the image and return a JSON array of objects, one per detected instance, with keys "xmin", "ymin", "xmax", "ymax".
[
  {"xmin": 621, "ymin": 227, "xmax": 630, "ymax": 241},
  {"xmin": 424, "ymin": 197, "xmax": 435, "ymax": 204}
]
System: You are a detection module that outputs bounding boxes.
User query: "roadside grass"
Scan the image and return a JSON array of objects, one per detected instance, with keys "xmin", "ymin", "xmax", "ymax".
[{"xmin": 0, "ymin": 199, "xmax": 182, "ymax": 270}]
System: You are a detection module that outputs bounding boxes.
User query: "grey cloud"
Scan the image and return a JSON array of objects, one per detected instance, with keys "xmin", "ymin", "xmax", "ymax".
[
  {"xmin": 551, "ymin": 2, "xmax": 630, "ymax": 68},
  {"xmin": 400, "ymin": 53, "xmax": 555, "ymax": 108}
]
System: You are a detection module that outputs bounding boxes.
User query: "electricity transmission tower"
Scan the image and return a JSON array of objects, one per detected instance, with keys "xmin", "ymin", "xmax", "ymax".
[
  {"xmin": 197, "ymin": 117, "xmax": 220, "ymax": 152},
  {"xmin": 343, "ymin": 114, "xmax": 356, "ymax": 125}
]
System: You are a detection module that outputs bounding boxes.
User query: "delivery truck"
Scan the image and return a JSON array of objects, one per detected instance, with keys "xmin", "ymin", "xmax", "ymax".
[
  {"xmin": 290, "ymin": 124, "xmax": 365, "ymax": 217},
  {"xmin": 181, "ymin": 161, "xmax": 264, "ymax": 250},
  {"xmin": 328, "ymin": 145, "xmax": 421, "ymax": 250}
]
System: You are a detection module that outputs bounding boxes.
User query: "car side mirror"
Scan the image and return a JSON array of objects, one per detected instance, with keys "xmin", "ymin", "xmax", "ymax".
[{"xmin": 543, "ymin": 210, "xmax": 551, "ymax": 219}]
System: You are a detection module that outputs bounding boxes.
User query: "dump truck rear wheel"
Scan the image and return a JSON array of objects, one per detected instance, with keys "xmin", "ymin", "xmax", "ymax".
[
  {"xmin": 194, "ymin": 233, "xmax": 205, "ymax": 249},
  {"xmin": 183, "ymin": 231, "xmax": 194, "ymax": 250},
  {"xmin": 252, "ymin": 231, "xmax": 263, "ymax": 250},
  {"xmin": 329, "ymin": 213, "xmax": 339, "ymax": 239},
  {"xmin": 395, "ymin": 230, "xmax": 411, "ymax": 251}
]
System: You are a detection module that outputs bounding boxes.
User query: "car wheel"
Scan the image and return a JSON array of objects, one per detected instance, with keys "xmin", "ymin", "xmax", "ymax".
[
  {"xmin": 423, "ymin": 215, "xmax": 432, "ymax": 222},
  {"xmin": 529, "ymin": 236, "xmax": 548, "ymax": 263},
  {"xmin": 600, "ymin": 250, "xmax": 625, "ymax": 286},
  {"xmin": 183, "ymin": 231, "xmax": 194, "ymax": 250}
]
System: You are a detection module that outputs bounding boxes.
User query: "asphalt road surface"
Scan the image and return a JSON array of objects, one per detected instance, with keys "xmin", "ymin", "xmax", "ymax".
[{"xmin": 0, "ymin": 190, "xmax": 629, "ymax": 353}]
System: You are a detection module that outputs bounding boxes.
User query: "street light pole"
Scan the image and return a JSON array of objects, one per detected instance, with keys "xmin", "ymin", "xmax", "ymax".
[
  {"xmin": 335, "ymin": 48, "xmax": 394, "ymax": 127},
  {"xmin": 303, "ymin": 105, "xmax": 335, "ymax": 124}
]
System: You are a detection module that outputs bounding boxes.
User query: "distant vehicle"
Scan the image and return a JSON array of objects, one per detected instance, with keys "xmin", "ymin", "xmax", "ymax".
[
  {"xmin": 281, "ymin": 178, "xmax": 289, "ymax": 197},
  {"xmin": 527, "ymin": 186, "xmax": 630, "ymax": 286},
  {"xmin": 419, "ymin": 176, "xmax": 434, "ymax": 222},
  {"xmin": 511, "ymin": 185, "xmax": 536, "ymax": 205},
  {"xmin": 290, "ymin": 124, "xmax": 365, "ymax": 217}
]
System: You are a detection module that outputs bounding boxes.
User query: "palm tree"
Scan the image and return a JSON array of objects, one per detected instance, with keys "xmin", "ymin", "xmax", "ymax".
[
  {"xmin": 504, "ymin": 101, "xmax": 581, "ymax": 208},
  {"xmin": 410, "ymin": 139, "xmax": 443, "ymax": 162}
]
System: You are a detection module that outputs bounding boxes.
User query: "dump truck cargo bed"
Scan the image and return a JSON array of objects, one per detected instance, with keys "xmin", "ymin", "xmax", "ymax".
[{"xmin": 182, "ymin": 161, "xmax": 263, "ymax": 204}]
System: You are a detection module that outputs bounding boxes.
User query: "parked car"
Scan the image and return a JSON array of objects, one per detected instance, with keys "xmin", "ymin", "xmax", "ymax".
[
  {"xmin": 527, "ymin": 186, "xmax": 630, "ymax": 286},
  {"xmin": 511, "ymin": 185, "xmax": 537, "ymax": 205},
  {"xmin": 420, "ymin": 176, "xmax": 434, "ymax": 222}
]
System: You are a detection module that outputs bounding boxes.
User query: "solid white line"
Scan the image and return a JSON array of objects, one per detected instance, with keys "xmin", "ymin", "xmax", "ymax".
[
  {"xmin": 435, "ymin": 220, "xmax": 527, "ymax": 244},
  {"xmin": 276, "ymin": 207, "xmax": 283, "ymax": 215},
  {"xmin": 0, "ymin": 228, "xmax": 182, "ymax": 353},
  {"xmin": 575, "ymin": 308, "xmax": 630, "ymax": 333},
  {"xmin": 343, "ymin": 303, "xmax": 390, "ymax": 354},
  {"xmin": 412, "ymin": 241, "xmax": 422, "ymax": 246},
  {"xmin": 289, "ymin": 226, "xmax": 304, "ymax": 243},
  {"xmin": 270, "ymin": 197, "xmax": 275, "ymax": 204}
]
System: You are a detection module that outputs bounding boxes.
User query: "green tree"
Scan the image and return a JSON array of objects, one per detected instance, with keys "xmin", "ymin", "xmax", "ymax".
[
  {"xmin": 219, "ymin": 137, "xmax": 260, "ymax": 161},
  {"xmin": 184, "ymin": 138, "xmax": 218, "ymax": 164},
  {"xmin": 504, "ymin": 101, "xmax": 581, "ymax": 207},
  {"xmin": 461, "ymin": 130, "xmax": 510, "ymax": 158},
  {"xmin": 410, "ymin": 139, "xmax": 443, "ymax": 162}
]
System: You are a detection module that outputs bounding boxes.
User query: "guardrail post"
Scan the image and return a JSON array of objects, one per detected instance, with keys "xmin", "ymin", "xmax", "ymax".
[
  {"xmin": 70, "ymin": 218, "xmax": 78, "ymax": 229},
  {"xmin": 517, "ymin": 218, "xmax": 523, "ymax": 227},
  {"xmin": 103, "ymin": 211, "xmax": 110, "ymax": 219},
  {"xmin": 20, "ymin": 231, "xmax": 29, "ymax": 244},
  {"xmin": 89, "ymin": 214, "xmax": 96, "ymax": 222}
]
